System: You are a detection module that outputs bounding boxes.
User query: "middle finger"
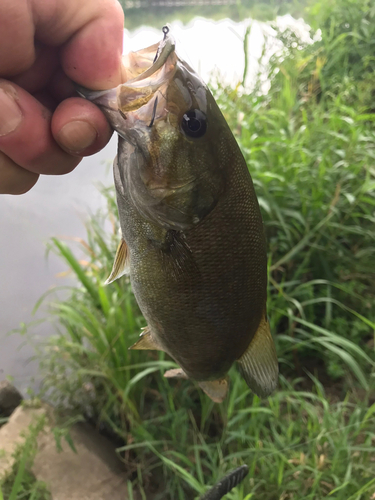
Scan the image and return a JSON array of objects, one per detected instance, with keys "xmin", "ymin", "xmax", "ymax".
[{"xmin": 0, "ymin": 80, "xmax": 81, "ymax": 175}]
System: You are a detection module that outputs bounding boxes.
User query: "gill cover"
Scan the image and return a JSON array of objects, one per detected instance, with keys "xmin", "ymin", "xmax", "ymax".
[{"xmin": 77, "ymin": 26, "xmax": 224, "ymax": 232}]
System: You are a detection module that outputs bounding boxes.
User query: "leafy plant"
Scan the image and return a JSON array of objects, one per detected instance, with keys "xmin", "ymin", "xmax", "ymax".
[{"xmin": 0, "ymin": 412, "xmax": 50, "ymax": 500}]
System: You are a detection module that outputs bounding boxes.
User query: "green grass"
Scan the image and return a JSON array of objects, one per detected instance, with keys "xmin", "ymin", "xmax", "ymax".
[
  {"xmin": 116, "ymin": 377, "xmax": 375, "ymax": 499},
  {"xmin": 0, "ymin": 414, "xmax": 50, "ymax": 500},
  {"xmin": 20, "ymin": 0, "xmax": 375, "ymax": 497}
]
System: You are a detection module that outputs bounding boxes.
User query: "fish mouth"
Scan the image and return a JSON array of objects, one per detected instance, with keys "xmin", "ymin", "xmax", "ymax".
[{"xmin": 76, "ymin": 26, "xmax": 178, "ymax": 126}]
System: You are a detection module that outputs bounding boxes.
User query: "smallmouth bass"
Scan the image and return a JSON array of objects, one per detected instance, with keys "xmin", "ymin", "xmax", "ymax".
[{"xmin": 78, "ymin": 26, "xmax": 278, "ymax": 403}]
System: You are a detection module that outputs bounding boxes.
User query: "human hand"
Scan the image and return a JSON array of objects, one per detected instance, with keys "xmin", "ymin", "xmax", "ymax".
[{"xmin": 0, "ymin": 0, "xmax": 124, "ymax": 195}]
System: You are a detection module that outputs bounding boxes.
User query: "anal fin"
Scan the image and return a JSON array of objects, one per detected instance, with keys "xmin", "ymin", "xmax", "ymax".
[
  {"xmin": 164, "ymin": 369, "xmax": 228, "ymax": 403},
  {"xmin": 237, "ymin": 315, "xmax": 278, "ymax": 398},
  {"xmin": 198, "ymin": 379, "xmax": 229, "ymax": 403},
  {"xmin": 129, "ymin": 326, "xmax": 163, "ymax": 351},
  {"xmin": 105, "ymin": 238, "xmax": 130, "ymax": 285}
]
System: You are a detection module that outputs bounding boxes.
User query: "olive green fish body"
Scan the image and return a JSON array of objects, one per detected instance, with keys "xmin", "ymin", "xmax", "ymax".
[
  {"xmin": 116, "ymin": 125, "xmax": 267, "ymax": 382},
  {"xmin": 79, "ymin": 27, "xmax": 278, "ymax": 401}
]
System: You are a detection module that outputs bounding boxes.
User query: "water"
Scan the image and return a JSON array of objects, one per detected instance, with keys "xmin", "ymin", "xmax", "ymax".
[
  {"xmin": 0, "ymin": 141, "xmax": 115, "ymax": 394},
  {"xmin": 123, "ymin": 15, "xmax": 312, "ymax": 89},
  {"xmin": 0, "ymin": 16, "xmax": 310, "ymax": 395}
]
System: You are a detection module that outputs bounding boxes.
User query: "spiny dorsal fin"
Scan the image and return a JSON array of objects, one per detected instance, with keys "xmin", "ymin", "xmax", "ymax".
[
  {"xmin": 198, "ymin": 379, "xmax": 229, "ymax": 403},
  {"xmin": 105, "ymin": 238, "xmax": 130, "ymax": 285},
  {"xmin": 129, "ymin": 327, "xmax": 162, "ymax": 351},
  {"xmin": 237, "ymin": 315, "xmax": 278, "ymax": 398}
]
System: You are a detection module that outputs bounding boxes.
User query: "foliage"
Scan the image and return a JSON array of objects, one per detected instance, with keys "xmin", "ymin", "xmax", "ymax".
[
  {"xmin": 309, "ymin": 0, "xmax": 375, "ymax": 86},
  {"xmin": 215, "ymin": 0, "xmax": 375, "ymax": 383},
  {"xmin": 30, "ymin": 0, "xmax": 375, "ymax": 497},
  {"xmin": 265, "ymin": 0, "xmax": 375, "ymax": 111},
  {"xmin": 120, "ymin": 0, "xmax": 308, "ymax": 30},
  {"xmin": 0, "ymin": 413, "xmax": 50, "ymax": 500}
]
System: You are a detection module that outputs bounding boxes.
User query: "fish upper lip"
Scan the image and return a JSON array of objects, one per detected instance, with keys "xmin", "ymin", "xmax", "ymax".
[
  {"xmin": 115, "ymin": 33, "xmax": 178, "ymax": 120},
  {"xmin": 123, "ymin": 34, "xmax": 176, "ymax": 86},
  {"xmin": 75, "ymin": 30, "xmax": 176, "ymax": 113}
]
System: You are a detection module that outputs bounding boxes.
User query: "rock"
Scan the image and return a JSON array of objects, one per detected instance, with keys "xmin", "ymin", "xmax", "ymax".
[
  {"xmin": 0, "ymin": 405, "xmax": 46, "ymax": 479},
  {"xmin": 0, "ymin": 380, "xmax": 23, "ymax": 417},
  {"xmin": 0, "ymin": 401, "xmax": 129, "ymax": 500},
  {"xmin": 32, "ymin": 416, "xmax": 129, "ymax": 500}
]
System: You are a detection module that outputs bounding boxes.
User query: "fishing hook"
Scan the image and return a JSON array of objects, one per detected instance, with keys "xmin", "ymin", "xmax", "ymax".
[{"xmin": 148, "ymin": 96, "xmax": 159, "ymax": 128}]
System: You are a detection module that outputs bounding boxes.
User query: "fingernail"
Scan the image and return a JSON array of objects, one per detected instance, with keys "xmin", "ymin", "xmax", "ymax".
[
  {"xmin": 0, "ymin": 87, "xmax": 23, "ymax": 136},
  {"xmin": 57, "ymin": 120, "xmax": 97, "ymax": 153}
]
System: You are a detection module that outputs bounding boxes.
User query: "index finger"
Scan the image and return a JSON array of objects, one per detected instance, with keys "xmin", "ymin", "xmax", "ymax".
[
  {"xmin": 0, "ymin": 0, "xmax": 124, "ymax": 90},
  {"xmin": 48, "ymin": 0, "xmax": 125, "ymax": 89}
]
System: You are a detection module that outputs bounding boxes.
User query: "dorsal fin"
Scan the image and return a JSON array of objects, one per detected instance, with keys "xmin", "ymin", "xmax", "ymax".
[
  {"xmin": 129, "ymin": 326, "xmax": 163, "ymax": 350},
  {"xmin": 237, "ymin": 315, "xmax": 278, "ymax": 398},
  {"xmin": 105, "ymin": 238, "xmax": 130, "ymax": 285}
]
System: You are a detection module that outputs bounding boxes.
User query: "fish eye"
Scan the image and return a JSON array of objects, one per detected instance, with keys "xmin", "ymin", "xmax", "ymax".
[{"xmin": 181, "ymin": 109, "xmax": 207, "ymax": 138}]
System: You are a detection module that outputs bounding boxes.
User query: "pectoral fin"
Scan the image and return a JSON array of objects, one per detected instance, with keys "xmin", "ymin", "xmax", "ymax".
[
  {"xmin": 237, "ymin": 315, "xmax": 278, "ymax": 398},
  {"xmin": 129, "ymin": 327, "xmax": 162, "ymax": 350},
  {"xmin": 105, "ymin": 238, "xmax": 130, "ymax": 285},
  {"xmin": 198, "ymin": 379, "xmax": 229, "ymax": 403}
]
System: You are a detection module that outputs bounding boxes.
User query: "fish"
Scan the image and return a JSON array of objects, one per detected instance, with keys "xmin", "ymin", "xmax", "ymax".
[{"xmin": 77, "ymin": 26, "xmax": 278, "ymax": 403}]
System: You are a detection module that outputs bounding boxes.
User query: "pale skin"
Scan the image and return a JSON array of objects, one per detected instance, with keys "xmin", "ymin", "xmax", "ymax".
[{"xmin": 0, "ymin": 0, "xmax": 124, "ymax": 195}]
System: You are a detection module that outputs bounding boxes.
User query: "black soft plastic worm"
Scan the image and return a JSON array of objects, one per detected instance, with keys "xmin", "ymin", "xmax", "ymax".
[{"xmin": 199, "ymin": 465, "xmax": 249, "ymax": 500}]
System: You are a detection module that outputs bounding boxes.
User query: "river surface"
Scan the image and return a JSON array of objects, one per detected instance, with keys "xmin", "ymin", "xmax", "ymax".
[{"xmin": 0, "ymin": 15, "xmax": 310, "ymax": 395}]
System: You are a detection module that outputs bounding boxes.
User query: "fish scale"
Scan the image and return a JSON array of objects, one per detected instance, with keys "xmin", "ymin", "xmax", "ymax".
[{"xmin": 118, "ymin": 132, "xmax": 267, "ymax": 383}]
